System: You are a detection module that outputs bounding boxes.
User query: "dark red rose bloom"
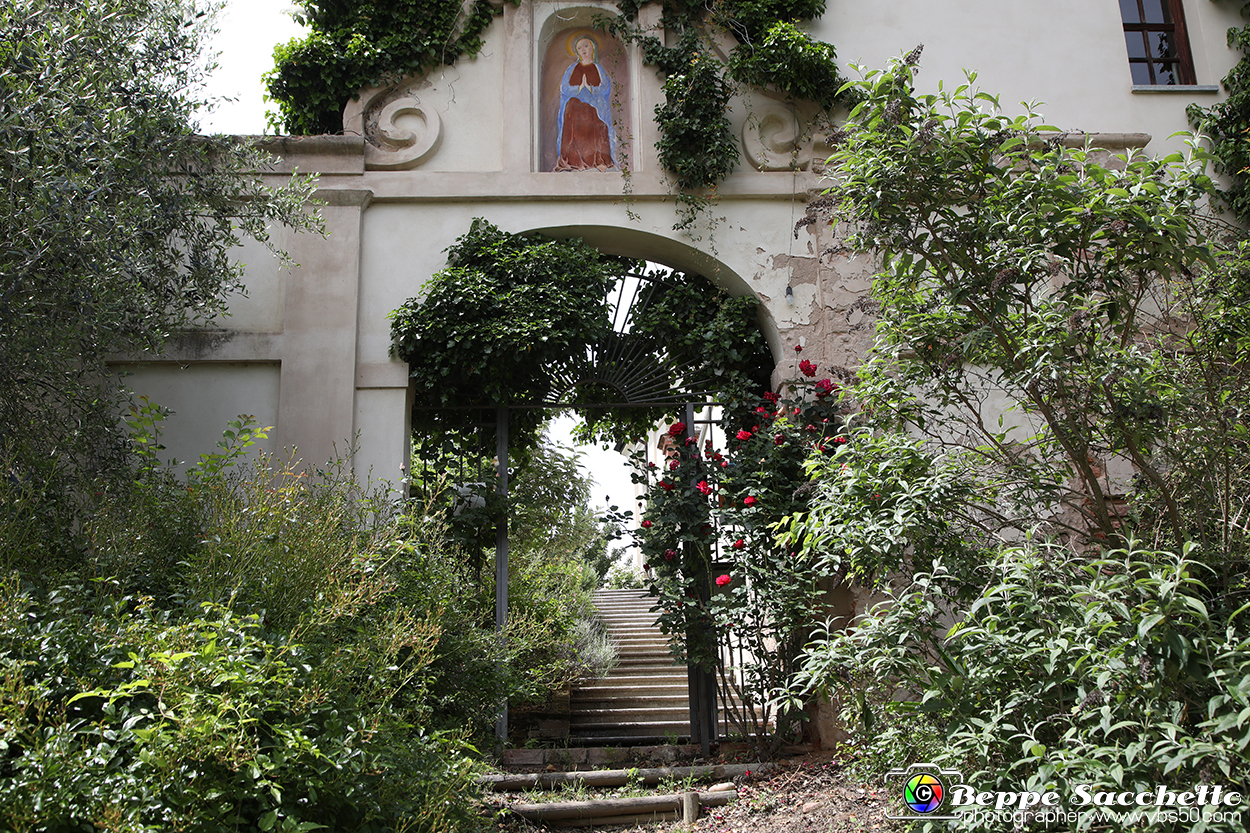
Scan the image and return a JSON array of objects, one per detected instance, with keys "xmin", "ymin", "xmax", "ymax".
[
  {"xmin": 668, "ymin": 422, "xmax": 686, "ymax": 437},
  {"xmin": 799, "ymin": 359, "xmax": 817, "ymax": 377},
  {"xmin": 641, "ymin": 519, "xmax": 652, "ymax": 528},
  {"xmin": 736, "ymin": 429, "xmax": 752, "ymax": 441},
  {"xmin": 661, "ymin": 480, "xmax": 674, "ymax": 491},
  {"xmin": 754, "ymin": 406, "xmax": 769, "ymax": 415},
  {"xmin": 806, "ymin": 423, "xmax": 819, "ymax": 432},
  {"xmin": 744, "ymin": 496, "xmax": 757, "ymax": 507},
  {"xmin": 815, "ymin": 378, "xmax": 835, "ymax": 397},
  {"xmin": 833, "ymin": 436, "xmax": 848, "ymax": 444},
  {"xmin": 664, "ymin": 549, "xmax": 677, "ymax": 560},
  {"xmin": 715, "ymin": 574, "xmax": 732, "ymax": 587},
  {"xmin": 643, "ymin": 562, "xmax": 651, "ymax": 570},
  {"xmin": 775, "ymin": 434, "xmax": 785, "ymax": 445},
  {"xmin": 669, "ymin": 459, "xmax": 679, "ymax": 470},
  {"xmin": 794, "ymin": 344, "xmax": 803, "ymax": 352},
  {"xmin": 763, "ymin": 391, "xmax": 780, "ymax": 404},
  {"xmin": 696, "ymin": 480, "xmax": 712, "ymax": 496},
  {"xmin": 732, "ymin": 538, "xmax": 745, "ymax": 550}
]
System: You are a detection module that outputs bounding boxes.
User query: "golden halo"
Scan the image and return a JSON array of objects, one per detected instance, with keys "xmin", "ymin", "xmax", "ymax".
[{"xmin": 564, "ymin": 30, "xmax": 599, "ymax": 60}]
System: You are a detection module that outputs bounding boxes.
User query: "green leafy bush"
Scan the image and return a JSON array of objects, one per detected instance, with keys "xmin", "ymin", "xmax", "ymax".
[
  {"xmin": 794, "ymin": 543, "xmax": 1250, "ymax": 831},
  {"xmin": 0, "ymin": 578, "xmax": 482, "ymax": 833}
]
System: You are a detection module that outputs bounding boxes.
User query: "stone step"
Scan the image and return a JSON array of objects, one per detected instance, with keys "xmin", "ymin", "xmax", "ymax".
[
  {"xmin": 569, "ymin": 721, "xmax": 690, "ymax": 738},
  {"xmin": 571, "ymin": 707, "xmax": 691, "ymax": 723},
  {"xmin": 570, "ymin": 696, "xmax": 690, "ymax": 711},
  {"xmin": 607, "ymin": 645, "xmax": 675, "ymax": 660},
  {"xmin": 597, "ymin": 665, "xmax": 686, "ymax": 675},
  {"xmin": 573, "ymin": 684, "xmax": 688, "ymax": 698}
]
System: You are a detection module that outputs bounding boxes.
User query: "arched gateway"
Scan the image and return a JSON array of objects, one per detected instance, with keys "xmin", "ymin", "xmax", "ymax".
[{"xmin": 118, "ymin": 0, "xmax": 1168, "ymax": 487}]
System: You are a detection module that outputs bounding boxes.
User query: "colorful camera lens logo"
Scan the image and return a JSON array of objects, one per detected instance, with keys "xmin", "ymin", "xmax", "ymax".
[{"xmin": 904, "ymin": 772, "xmax": 945, "ymax": 814}]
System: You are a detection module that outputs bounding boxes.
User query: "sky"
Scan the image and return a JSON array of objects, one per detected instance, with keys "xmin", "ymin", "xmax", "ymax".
[
  {"xmin": 196, "ymin": 1, "xmax": 306, "ymax": 135},
  {"xmin": 197, "ymin": 2, "xmax": 642, "ymax": 526}
]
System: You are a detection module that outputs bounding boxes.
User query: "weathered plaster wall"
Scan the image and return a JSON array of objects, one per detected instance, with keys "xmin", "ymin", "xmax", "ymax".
[
  {"xmin": 115, "ymin": 362, "xmax": 280, "ymax": 474},
  {"xmin": 123, "ymin": 0, "xmax": 1244, "ymax": 513}
]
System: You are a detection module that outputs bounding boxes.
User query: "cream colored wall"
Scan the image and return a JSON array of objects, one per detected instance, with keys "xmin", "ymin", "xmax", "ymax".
[
  {"xmin": 816, "ymin": 0, "xmax": 1242, "ymax": 157},
  {"xmin": 127, "ymin": 0, "xmax": 1243, "ymax": 498},
  {"xmin": 114, "ymin": 362, "xmax": 280, "ymax": 474}
]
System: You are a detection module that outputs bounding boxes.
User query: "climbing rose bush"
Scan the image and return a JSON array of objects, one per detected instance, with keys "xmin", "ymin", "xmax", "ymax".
[{"xmin": 631, "ymin": 357, "xmax": 845, "ymax": 743}]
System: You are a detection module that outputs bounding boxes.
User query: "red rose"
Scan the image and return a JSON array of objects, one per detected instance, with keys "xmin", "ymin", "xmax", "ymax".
[
  {"xmin": 794, "ymin": 344, "xmax": 803, "ymax": 352},
  {"xmin": 721, "ymin": 461, "xmax": 729, "ymax": 468},
  {"xmin": 833, "ymin": 436, "xmax": 848, "ymax": 445},
  {"xmin": 661, "ymin": 480, "xmax": 674, "ymax": 491},
  {"xmin": 744, "ymin": 496, "xmax": 758, "ymax": 507},
  {"xmin": 715, "ymin": 574, "xmax": 732, "ymax": 587},
  {"xmin": 668, "ymin": 422, "xmax": 686, "ymax": 437},
  {"xmin": 669, "ymin": 459, "xmax": 679, "ymax": 470},
  {"xmin": 641, "ymin": 519, "xmax": 652, "ymax": 528},
  {"xmin": 685, "ymin": 436, "xmax": 697, "ymax": 445},
  {"xmin": 775, "ymin": 434, "xmax": 785, "ymax": 445},
  {"xmin": 732, "ymin": 538, "xmax": 745, "ymax": 550},
  {"xmin": 799, "ymin": 359, "xmax": 817, "ymax": 377},
  {"xmin": 696, "ymin": 480, "xmax": 712, "ymax": 496},
  {"xmin": 643, "ymin": 562, "xmax": 651, "ymax": 570},
  {"xmin": 763, "ymin": 391, "xmax": 780, "ymax": 404},
  {"xmin": 736, "ymin": 429, "xmax": 752, "ymax": 441},
  {"xmin": 815, "ymin": 378, "xmax": 835, "ymax": 397},
  {"xmin": 754, "ymin": 406, "xmax": 769, "ymax": 415},
  {"xmin": 664, "ymin": 549, "xmax": 677, "ymax": 560}
]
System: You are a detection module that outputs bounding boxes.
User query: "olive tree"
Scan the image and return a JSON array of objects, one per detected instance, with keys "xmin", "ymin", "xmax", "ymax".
[{"xmin": 0, "ymin": 0, "xmax": 317, "ymax": 533}]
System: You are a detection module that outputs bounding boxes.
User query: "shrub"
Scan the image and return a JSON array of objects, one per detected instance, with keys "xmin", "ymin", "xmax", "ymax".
[
  {"xmin": 794, "ymin": 542, "xmax": 1250, "ymax": 831},
  {"xmin": 0, "ymin": 578, "xmax": 483, "ymax": 833}
]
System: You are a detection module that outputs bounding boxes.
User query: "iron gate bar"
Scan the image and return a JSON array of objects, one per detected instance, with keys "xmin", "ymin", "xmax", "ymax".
[{"xmin": 494, "ymin": 406, "xmax": 509, "ymax": 747}]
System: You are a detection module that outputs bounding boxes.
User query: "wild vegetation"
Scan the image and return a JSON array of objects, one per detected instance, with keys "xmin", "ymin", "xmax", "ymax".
[
  {"xmin": 784, "ymin": 55, "xmax": 1250, "ymax": 828},
  {"xmin": 0, "ymin": 3, "xmax": 616, "ymax": 829}
]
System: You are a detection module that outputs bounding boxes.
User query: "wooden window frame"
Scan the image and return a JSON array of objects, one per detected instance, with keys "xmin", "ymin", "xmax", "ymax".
[{"xmin": 1121, "ymin": 0, "xmax": 1197, "ymax": 86}]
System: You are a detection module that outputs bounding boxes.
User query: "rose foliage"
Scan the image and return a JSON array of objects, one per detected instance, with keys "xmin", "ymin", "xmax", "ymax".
[{"xmin": 632, "ymin": 354, "xmax": 843, "ymax": 748}]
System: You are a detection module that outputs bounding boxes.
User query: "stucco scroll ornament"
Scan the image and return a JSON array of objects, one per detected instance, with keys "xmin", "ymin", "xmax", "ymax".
[
  {"xmin": 742, "ymin": 101, "xmax": 812, "ymax": 172},
  {"xmin": 361, "ymin": 91, "xmax": 444, "ymax": 170}
]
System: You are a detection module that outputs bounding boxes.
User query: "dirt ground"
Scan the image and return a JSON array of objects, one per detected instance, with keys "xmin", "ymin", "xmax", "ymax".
[{"xmin": 492, "ymin": 752, "xmax": 905, "ymax": 833}]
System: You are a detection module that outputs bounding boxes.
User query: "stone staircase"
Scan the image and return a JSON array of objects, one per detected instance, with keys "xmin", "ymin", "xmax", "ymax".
[{"xmin": 569, "ymin": 588, "xmax": 690, "ymax": 745}]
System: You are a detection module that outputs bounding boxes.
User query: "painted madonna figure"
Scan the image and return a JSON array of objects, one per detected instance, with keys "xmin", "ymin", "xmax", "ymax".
[{"xmin": 555, "ymin": 36, "xmax": 617, "ymax": 171}]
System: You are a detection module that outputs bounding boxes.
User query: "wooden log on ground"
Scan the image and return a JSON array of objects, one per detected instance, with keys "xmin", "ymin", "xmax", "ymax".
[
  {"xmin": 479, "ymin": 762, "xmax": 761, "ymax": 791},
  {"xmin": 681, "ymin": 791, "xmax": 699, "ymax": 823},
  {"xmin": 547, "ymin": 811, "xmax": 680, "ymax": 828},
  {"xmin": 509, "ymin": 791, "xmax": 736, "ymax": 823}
]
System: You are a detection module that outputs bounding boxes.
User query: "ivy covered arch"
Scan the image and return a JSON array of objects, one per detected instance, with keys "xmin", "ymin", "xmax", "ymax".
[
  {"xmin": 525, "ymin": 223, "xmax": 787, "ymax": 360},
  {"xmin": 388, "ymin": 217, "xmax": 844, "ymax": 750},
  {"xmin": 389, "ymin": 219, "xmax": 779, "ymax": 459}
]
